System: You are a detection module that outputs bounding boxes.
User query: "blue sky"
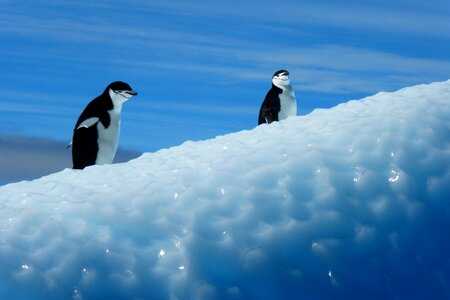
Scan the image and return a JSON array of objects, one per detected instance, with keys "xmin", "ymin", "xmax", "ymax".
[{"xmin": 0, "ymin": 0, "xmax": 449, "ymax": 154}]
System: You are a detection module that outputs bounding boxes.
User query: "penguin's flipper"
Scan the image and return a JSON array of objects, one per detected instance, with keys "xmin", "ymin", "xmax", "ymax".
[
  {"xmin": 72, "ymin": 122, "xmax": 99, "ymax": 169},
  {"xmin": 76, "ymin": 117, "xmax": 100, "ymax": 130},
  {"xmin": 66, "ymin": 141, "xmax": 72, "ymax": 149},
  {"xmin": 258, "ymin": 105, "xmax": 279, "ymax": 125},
  {"xmin": 258, "ymin": 88, "xmax": 281, "ymax": 125}
]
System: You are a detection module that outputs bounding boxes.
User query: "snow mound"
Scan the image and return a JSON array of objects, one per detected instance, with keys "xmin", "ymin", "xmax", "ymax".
[{"xmin": 1, "ymin": 80, "xmax": 449, "ymax": 299}]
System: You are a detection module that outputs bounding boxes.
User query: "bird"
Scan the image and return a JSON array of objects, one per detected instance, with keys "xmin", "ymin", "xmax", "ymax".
[
  {"xmin": 71, "ymin": 81, "xmax": 137, "ymax": 169},
  {"xmin": 258, "ymin": 70, "xmax": 296, "ymax": 125}
]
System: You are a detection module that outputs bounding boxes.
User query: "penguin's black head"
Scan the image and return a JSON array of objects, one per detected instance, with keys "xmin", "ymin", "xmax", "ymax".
[
  {"xmin": 272, "ymin": 70, "xmax": 291, "ymax": 87},
  {"xmin": 106, "ymin": 81, "xmax": 138, "ymax": 103},
  {"xmin": 273, "ymin": 70, "xmax": 289, "ymax": 77}
]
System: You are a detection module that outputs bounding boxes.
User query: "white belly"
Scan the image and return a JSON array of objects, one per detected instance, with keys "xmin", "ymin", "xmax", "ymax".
[
  {"xmin": 96, "ymin": 113, "xmax": 120, "ymax": 165},
  {"xmin": 278, "ymin": 89, "xmax": 297, "ymax": 120}
]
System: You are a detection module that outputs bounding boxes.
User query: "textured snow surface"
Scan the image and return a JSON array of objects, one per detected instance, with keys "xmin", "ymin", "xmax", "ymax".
[{"xmin": 1, "ymin": 81, "xmax": 450, "ymax": 299}]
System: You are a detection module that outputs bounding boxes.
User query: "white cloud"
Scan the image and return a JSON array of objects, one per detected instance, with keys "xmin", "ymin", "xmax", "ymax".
[
  {"xmin": 0, "ymin": 0, "xmax": 448, "ymax": 152},
  {"xmin": 238, "ymin": 45, "xmax": 450, "ymax": 93},
  {"xmin": 112, "ymin": 0, "xmax": 450, "ymax": 38},
  {"xmin": 1, "ymin": 1, "xmax": 448, "ymax": 97},
  {"xmin": 108, "ymin": 44, "xmax": 450, "ymax": 95}
]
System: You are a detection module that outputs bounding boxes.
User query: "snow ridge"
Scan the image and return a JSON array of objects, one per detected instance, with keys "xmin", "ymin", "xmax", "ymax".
[{"xmin": 1, "ymin": 80, "xmax": 449, "ymax": 299}]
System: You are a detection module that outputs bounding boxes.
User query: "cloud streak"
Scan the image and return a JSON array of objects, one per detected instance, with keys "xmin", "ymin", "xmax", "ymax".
[
  {"xmin": 0, "ymin": 135, "xmax": 141, "ymax": 186},
  {"xmin": 0, "ymin": 0, "xmax": 448, "ymax": 153},
  {"xmin": 101, "ymin": 0, "xmax": 450, "ymax": 38},
  {"xmin": 1, "ymin": 1, "xmax": 448, "ymax": 92},
  {"xmin": 106, "ymin": 43, "xmax": 450, "ymax": 95}
]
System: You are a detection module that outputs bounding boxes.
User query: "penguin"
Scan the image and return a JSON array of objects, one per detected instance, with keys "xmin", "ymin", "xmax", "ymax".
[
  {"xmin": 71, "ymin": 81, "xmax": 137, "ymax": 169},
  {"xmin": 258, "ymin": 70, "xmax": 296, "ymax": 125}
]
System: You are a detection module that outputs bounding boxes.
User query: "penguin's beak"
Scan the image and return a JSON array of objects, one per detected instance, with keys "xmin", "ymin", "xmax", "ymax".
[{"xmin": 128, "ymin": 90, "xmax": 138, "ymax": 96}]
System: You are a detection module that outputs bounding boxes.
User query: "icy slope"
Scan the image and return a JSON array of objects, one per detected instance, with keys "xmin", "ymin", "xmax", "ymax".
[{"xmin": 1, "ymin": 81, "xmax": 449, "ymax": 300}]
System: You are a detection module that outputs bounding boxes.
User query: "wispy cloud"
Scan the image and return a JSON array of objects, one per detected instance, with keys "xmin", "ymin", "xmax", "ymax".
[
  {"xmin": 1, "ymin": 1, "xmax": 448, "ymax": 88},
  {"xmin": 106, "ymin": 43, "xmax": 450, "ymax": 95},
  {"xmin": 236, "ymin": 45, "xmax": 450, "ymax": 93},
  {"xmin": 0, "ymin": 91, "xmax": 77, "ymax": 114},
  {"xmin": 107, "ymin": 0, "xmax": 450, "ymax": 38},
  {"xmin": 290, "ymin": 2, "xmax": 450, "ymax": 38},
  {"xmin": 0, "ymin": 0, "xmax": 448, "ymax": 152}
]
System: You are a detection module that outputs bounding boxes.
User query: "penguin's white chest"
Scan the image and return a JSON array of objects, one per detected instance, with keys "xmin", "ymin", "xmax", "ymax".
[
  {"xmin": 278, "ymin": 89, "xmax": 297, "ymax": 120},
  {"xmin": 96, "ymin": 112, "xmax": 121, "ymax": 165}
]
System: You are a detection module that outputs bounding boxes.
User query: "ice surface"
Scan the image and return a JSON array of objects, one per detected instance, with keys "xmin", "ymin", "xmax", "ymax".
[{"xmin": 0, "ymin": 80, "xmax": 449, "ymax": 299}]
